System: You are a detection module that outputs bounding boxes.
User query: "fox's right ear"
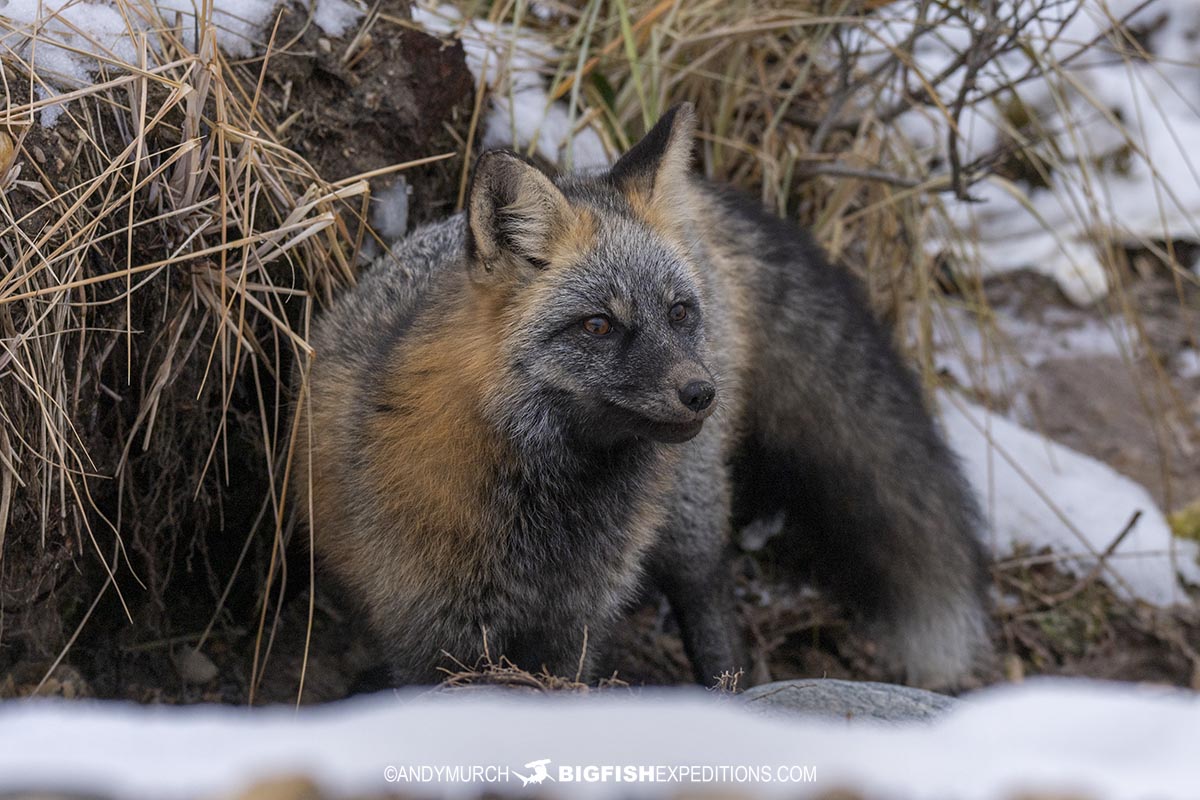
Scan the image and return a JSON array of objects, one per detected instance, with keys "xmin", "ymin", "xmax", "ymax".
[
  {"xmin": 466, "ymin": 150, "xmax": 574, "ymax": 283},
  {"xmin": 608, "ymin": 103, "xmax": 696, "ymax": 206}
]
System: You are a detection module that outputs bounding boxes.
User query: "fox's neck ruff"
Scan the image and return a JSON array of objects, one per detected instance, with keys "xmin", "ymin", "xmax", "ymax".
[
  {"xmin": 364, "ymin": 288, "xmax": 510, "ymax": 547},
  {"xmin": 367, "ymin": 280, "xmax": 672, "ymax": 556}
]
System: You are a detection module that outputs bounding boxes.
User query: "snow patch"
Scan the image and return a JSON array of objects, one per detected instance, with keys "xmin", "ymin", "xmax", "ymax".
[
  {"xmin": 371, "ymin": 179, "xmax": 410, "ymax": 241},
  {"xmin": 412, "ymin": 3, "xmax": 610, "ymax": 171},
  {"xmin": 1, "ymin": 680, "xmax": 1199, "ymax": 799},
  {"xmin": 1176, "ymin": 349, "xmax": 1200, "ymax": 381},
  {"xmin": 310, "ymin": 0, "xmax": 363, "ymax": 38},
  {"xmin": 155, "ymin": 0, "xmax": 282, "ymax": 56},
  {"xmin": 927, "ymin": 300, "xmax": 1136, "ymax": 402},
  {"xmin": 941, "ymin": 391, "xmax": 1200, "ymax": 605},
  {"xmin": 0, "ymin": 0, "xmax": 364, "ymax": 125},
  {"xmin": 862, "ymin": 1, "xmax": 1200, "ymax": 304}
]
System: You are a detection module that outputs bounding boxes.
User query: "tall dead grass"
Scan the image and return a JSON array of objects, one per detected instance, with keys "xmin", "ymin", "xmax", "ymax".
[{"xmin": 0, "ymin": 1, "xmax": 402, "ymax": 694}]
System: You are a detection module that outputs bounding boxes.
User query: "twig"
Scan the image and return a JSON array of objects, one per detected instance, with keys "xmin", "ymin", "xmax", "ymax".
[{"xmin": 1044, "ymin": 510, "xmax": 1143, "ymax": 606}]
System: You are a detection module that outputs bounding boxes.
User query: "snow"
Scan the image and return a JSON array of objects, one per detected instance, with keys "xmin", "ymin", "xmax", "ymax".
[
  {"xmin": 1, "ymin": 679, "xmax": 1198, "ymax": 799},
  {"xmin": 0, "ymin": 0, "xmax": 364, "ymax": 125},
  {"xmin": 1, "ymin": 1, "xmax": 145, "ymax": 95},
  {"xmin": 860, "ymin": 0, "xmax": 1200, "ymax": 305},
  {"xmin": 941, "ymin": 390, "xmax": 1200, "ymax": 605},
  {"xmin": 412, "ymin": 3, "xmax": 610, "ymax": 171},
  {"xmin": 923, "ymin": 291, "xmax": 1200, "ymax": 606},
  {"xmin": 154, "ymin": 0, "xmax": 282, "ymax": 56},
  {"xmin": 371, "ymin": 179, "xmax": 410, "ymax": 241},
  {"xmin": 1176, "ymin": 349, "xmax": 1200, "ymax": 381},
  {"xmin": 310, "ymin": 0, "xmax": 362, "ymax": 39},
  {"xmin": 926, "ymin": 299, "xmax": 1139, "ymax": 403}
]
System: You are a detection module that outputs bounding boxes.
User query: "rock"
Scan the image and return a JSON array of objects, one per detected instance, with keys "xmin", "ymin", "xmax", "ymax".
[
  {"xmin": 174, "ymin": 648, "xmax": 219, "ymax": 685},
  {"xmin": 741, "ymin": 679, "xmax": 957, "ymax": 723},
  {"xmin": 0, "ymin": 131, "xmax": 16, "ymax": 174}
]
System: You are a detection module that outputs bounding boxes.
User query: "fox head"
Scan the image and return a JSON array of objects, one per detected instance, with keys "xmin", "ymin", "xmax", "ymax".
[{"xmin": 465, "ymin": 104, "xmax": 717, "ymax": 447}]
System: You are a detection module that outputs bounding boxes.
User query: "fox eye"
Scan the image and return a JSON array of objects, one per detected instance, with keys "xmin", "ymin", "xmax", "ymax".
[
  {"xmin": 583, "ymin": 316, "xmax": 612, "ymax": 336},
  {"xmin": 668, "ymin": 303, "xmax": 688, "ymax": 323}
]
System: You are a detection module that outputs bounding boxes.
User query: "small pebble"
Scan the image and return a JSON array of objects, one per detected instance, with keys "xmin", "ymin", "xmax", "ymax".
[
  {"xmin": 0, "ymin": 131, "xmax": 15, "ymax": 173},
  {"xmin": 175, "ymin": 647, "xmax": 220, "ymax": 685}
]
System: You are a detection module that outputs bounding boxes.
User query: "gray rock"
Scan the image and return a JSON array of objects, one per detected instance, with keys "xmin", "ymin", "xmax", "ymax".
[
  {"xmin": 741, "ymin": 679, "xmax": 957, "ymax": 723},
  {"xmin": 173, "ymin": 648, "xmax": 219, "ymax": 685}
]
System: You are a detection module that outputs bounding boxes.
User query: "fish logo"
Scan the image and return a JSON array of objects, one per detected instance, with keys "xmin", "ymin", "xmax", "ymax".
[{"xmin": 515, "ymin": 758, "xmax": 553, "ymax": 786}]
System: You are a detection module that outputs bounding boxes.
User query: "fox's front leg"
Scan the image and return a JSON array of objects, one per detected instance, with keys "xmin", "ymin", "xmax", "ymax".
[{"xmin": 649, "ymin": 440, "xmax": 747, "ymax": 687}]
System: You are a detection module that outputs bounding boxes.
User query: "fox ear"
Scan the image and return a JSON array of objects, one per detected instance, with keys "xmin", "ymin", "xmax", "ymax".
[
  {"xmin": 467, "ymin": 150, "xmax": 573, "ymax": 280},
  {"xmin": 609, "ymin": 103, "xmax": 697, "ymax": 204}
]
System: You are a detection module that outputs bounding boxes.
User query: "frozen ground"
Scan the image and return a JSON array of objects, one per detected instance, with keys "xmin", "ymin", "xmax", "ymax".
[{"xmin": 1, "ymin": 679, "xmax": 1199, "ymax": 799}]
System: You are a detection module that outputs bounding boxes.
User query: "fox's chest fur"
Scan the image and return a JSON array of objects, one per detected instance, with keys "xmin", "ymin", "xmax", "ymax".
[{"xmin": 361, "ymin": 314, "xmax": 677, "ymax": 609}]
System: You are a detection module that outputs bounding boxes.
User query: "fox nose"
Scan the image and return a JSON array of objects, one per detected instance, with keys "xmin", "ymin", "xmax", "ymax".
[{"xmin": 678, "ymin": 380, "xmax": 715, "ymax": 413}]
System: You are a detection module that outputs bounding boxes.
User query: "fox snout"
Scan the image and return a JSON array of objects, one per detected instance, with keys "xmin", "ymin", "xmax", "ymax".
[
  {"xmin": 617, "ymin": 369, "xmax": 716, "ymax": 445},
  {"xmin": 668, "ymin": 363, "xmax": 717, "ymax": 420},
  {"xmin": 593, "ymin": 366, "xmax": 717, "ymax": 445},
  {"xmin": 678, "ymin": 380, "xmax": 715, "ymax": 413}
]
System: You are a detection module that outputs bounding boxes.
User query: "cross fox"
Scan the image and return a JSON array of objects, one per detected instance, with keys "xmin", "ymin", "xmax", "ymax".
[{"xmin": 294, "ymin": 104, "xmax": 990, "ymax": 688}]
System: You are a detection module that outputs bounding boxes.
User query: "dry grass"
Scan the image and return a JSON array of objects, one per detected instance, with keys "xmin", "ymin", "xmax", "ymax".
[
  {"xmin": 452, "ymin": 0, "xmax": 1197, "ymax": 342},
  {"xmin": 436, "ymin": 654, "xmax": 629, "ymax": 693},
  {"xmin": 0, "ymin": 1, "xmax": 439, "ymax": 697}
]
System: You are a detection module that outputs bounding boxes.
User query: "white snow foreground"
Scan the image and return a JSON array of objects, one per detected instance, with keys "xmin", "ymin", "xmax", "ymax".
[
  {"xmin": 1, "ymin": 680, "xmax": 1199, "ymax": 799},
  {"xmin": 941, "ymin": 392, "xmax": 1200, "ymax": 606}
]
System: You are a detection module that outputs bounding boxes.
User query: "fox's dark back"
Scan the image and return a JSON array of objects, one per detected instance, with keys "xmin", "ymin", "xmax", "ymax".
[{"xmin": 694, "ymin": 186, "xmax": 988, "ymax": 682}]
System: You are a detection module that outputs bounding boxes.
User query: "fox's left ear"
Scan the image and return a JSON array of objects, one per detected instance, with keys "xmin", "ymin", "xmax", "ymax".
[{"xmin": 609, "ymin": 103, "xmax": 697, "ymax": 208}]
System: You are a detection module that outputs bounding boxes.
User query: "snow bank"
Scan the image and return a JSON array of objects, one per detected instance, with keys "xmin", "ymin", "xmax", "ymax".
[
  {"xmin": 862, "ymin": 1, "xmax": 1200, "ymax": 304},
  {"xmin": 412, "ymin": 3, "xmax": 610, "ymax": 171},
  {"xmin": 941, "ymin": 391, "xmax": 1200, "ymax": 605},
  {"xmin": 0, "ymin": 0, "xmax": 363, "ymax": 124},
  {"xmin": 1, "ymin": 680, "xmax": 1198, "ymax": 799}
]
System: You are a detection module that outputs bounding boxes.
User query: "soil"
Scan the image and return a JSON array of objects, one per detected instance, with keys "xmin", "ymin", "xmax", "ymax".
[
  {"xmin": 255, "ymin": 0, "xmax": 474, "ymax": 226},
  {"xmin": 2, "ymin": 4, "xmax": 1199, "ymax": 707}
]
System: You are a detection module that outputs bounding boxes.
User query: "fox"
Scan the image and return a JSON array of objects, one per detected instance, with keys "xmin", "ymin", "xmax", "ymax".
[{"xmin": 293, "ymin": 103, "xmax": 991, "ymax": 689}]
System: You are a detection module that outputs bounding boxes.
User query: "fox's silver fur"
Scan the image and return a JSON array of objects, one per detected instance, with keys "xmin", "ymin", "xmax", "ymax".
[{"xmin": 294, "ymin": 104, "xmax": 990, "ymax": 688}]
